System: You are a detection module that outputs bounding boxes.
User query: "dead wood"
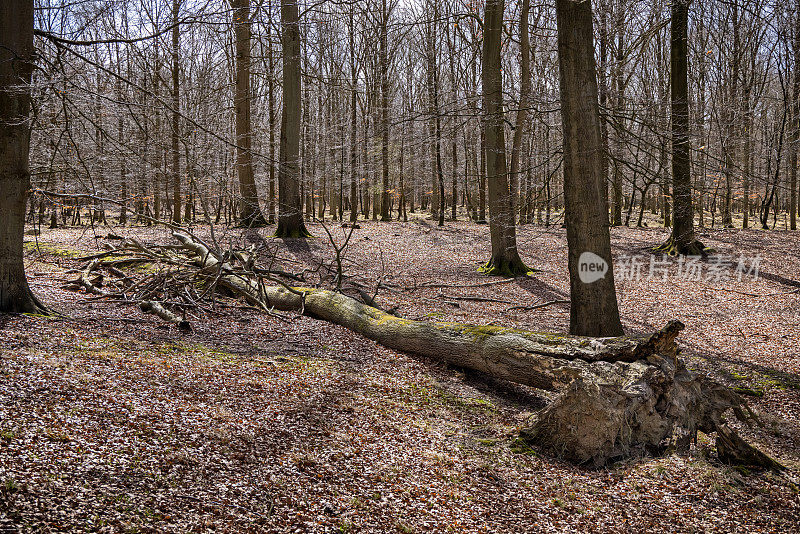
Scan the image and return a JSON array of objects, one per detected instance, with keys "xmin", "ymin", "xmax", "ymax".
[
  {"xmin": 139, "ymin": 300, "xmax": 191, "ymax": 331},
  {"xmin": 99, "ymin": 230, "xmax": 784, "ymax": 469}
]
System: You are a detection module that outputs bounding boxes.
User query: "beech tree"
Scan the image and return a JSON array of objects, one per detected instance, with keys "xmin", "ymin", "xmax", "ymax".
[
  {"xmin": 231, "ymin": 0, "xmax": 267, "ymax": 227},
  {"xmin": 555, "ymin": 0, "xmax": 623, "ymax": 337},
  {"xmin": 480, "ymin": 0, "xmax": 530, "ymax": 277},
  {"xmin": 0, "ymin": 0, "xmax": 47, "ymax": 313},
  {"xmin": 275, "ymin": 0, "xmax": 311, "ymax": 238},
  {"xmin": 656, "ymin": 0, "xmax": 705, "ymax": 255}
]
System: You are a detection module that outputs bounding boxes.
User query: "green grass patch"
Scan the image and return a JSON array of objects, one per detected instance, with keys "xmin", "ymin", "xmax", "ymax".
[{"xmin": 23, "ymin": 240, "xmax": 84, "ymax": 258}]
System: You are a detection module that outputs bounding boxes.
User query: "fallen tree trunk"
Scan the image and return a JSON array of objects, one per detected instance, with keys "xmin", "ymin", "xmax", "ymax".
[
  {"xmin": 139, "ymin": 300, "xmax": 191, "ymax": 331},
  {"xmin": 171, "ymin": 231, "xmax": 781, "ymax": 468}
]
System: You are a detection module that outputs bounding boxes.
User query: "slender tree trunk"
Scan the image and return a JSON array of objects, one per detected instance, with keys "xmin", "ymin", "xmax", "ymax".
[
  {"xmin": 611, "ymin": 0, "xmax": 624, "ymax": 226},
  {"xmin": 479, "ymin": 127, "xmax": 486, "ymax": 223},
  {"xmin": 742, "ymin": 87, "xmax": 752, "ymax": 229},
  {"xmin": 117, "ymin": 76, "xmax": 127, "ymax": 225},
  {"xmin": 275, "ymin": 0, "xmax": 310, "ymax": 237},
  {"xmin": 267, "ymin": 20, "xmax": 276, "ymax": 224},
  {"xmin": 697, "ymin": 11, "xmax": 707, "ymax": 229},
  {"xmin": 0, "ymin": 0, "xmax": 47, "ymax": 313},
  {"xmin": 599, "ymin": 3, "xmax": 611, "ymax": 219},
  {"xmin": 481, "ymin": 0, "xmax": 529, "ymax": 277},
  {"xmin": 556, "ymin": 0, "xmax": 623, "ymax": 336},
  {"xmin": 379, "ymin": 0, "xmax": 391, "ymax": 221},
  {"xmin": 658, "ymin": 0, "xmax": 702, "ymax": 255},
  {"xmin": 510, "ymin": 0, "xmax": 531, "ymax": 225},
  {"xmin": 722, "ymin": 2, "xmax": 740, "ymax": 228},
  {"xmin": 790, "ymin": 0, "xmax": 800, "ymax": 230},
  {"xmin": 170, "ymin": 0, "xmax": 181, "ymax": 225}
]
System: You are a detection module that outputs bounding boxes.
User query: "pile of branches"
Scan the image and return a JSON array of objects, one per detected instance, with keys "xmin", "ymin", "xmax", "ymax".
[{"xmin": 59, "ymin": 229, "xmax": 393, "ymax": 329}]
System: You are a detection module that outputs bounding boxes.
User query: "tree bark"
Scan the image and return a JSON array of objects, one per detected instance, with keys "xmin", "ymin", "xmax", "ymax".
[
  {"xmin": 656, "ymin": 0, "xmax": 705, "ymax": 256},
  {"xmin": 556, "ymin": 0, "xmax": 623, "ymax": 337},
  {"xmin": 509, "ymin": 0, "xmax": 531, "ymax": 223},
  {"xmin": 0, "ymin": 0, "xmax": 47, "ymax": 313},
  {"xmin": 268, "ymin": 18, "xmax": 276, "ymax": 224},
  {"xmin": 232, "ymin": 0, "xmax": 267, "ymax": 227},
  {"xmin": 170, "ymin": 0, "xmax": 181, "ymax": 225},
  {"xmin": 349, "ymin": 7, "xmax": 359, "ymax": 224},
  {"xmin": 790, "ymin": 0, "xmax": 800, "ymax": 231},
  {"xmin": 481, "ymin": 0, "xmax": 529, "ymax": 277},
  {"xmin": 275, "ymin": 0, "xmax": 311, "ymax": 238},
  {"xmin": 172, "ymin": 230, "xmax": 778, "ymax": 469},
  {"xmin": 379, "ymin": 0, "xmax": 391, "ymax": 222}
]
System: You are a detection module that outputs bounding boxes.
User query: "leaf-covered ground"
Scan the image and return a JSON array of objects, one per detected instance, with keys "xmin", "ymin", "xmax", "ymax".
[{"xmin": 2, "ymin": 218, "xmax": 799, "ymax": 532}]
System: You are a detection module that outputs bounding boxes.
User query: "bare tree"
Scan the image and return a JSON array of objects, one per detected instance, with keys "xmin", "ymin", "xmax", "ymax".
[
  {"xmin": 0, "ymin": 0, "xmax": 47, "ymax": 313},
  {"xmin": 275, "ymin": 0, "xmax": 311, "ymax": 238},
  {"xmin": 231, "ymin": 0, "xmax": 267, "ymax": 226},
  {"xmin": 480, "ymin": 0, "xmax": 530, "ymax": 277},
  {"xmin": 656, "ymin": 0, "xmax": 705, "ymax": 255},
  {"xmin": 556, "ymin": 0, "xmax": 623, "ymax": 336}
]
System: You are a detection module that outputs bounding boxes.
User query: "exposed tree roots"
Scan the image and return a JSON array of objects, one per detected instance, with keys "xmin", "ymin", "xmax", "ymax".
[
  {"xmin": 653, "ymin": 236, "xmax": 712, "ymax": 257},
  {"xmin": 274, "ymin": 223, "xmax": 313, "ymax": 239},
  {"xmin": 64, "ymin": 230, "xmax": 783, "ymax": 469},
  {"xmin": 478, "ymin": 256, "xmax": 534, "ymax": 277},
  {"xmin": 236, "ymin": 213, "xmax": 269, "ymax": 229}
]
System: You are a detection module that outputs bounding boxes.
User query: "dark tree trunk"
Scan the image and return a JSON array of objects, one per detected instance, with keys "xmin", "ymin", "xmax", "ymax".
[
  {"xmin": 555, "ymin": 0, "xmax": 623, "ymax": 337},
  {"xmin": 0, "ymin": 0, "xmax": 47, "ymax": 313},
  {"xmin": 657, "ymin": 0, "xmax": 704, "ymax": 256}
]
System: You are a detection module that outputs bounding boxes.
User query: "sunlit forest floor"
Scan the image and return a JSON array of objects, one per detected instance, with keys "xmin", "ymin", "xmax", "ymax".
[{"xmin": 2, "ymin": 216, "xmax": 799, "ymax": 532}]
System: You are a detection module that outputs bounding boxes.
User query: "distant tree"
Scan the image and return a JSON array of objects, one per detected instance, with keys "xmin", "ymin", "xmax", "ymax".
[
  {"xmin": 791, "ymin": 0, "xmax": 800, "ymax": 231},
  {"xmin": 170, "ymin": 0, "xmax": 182, "ymax": 224},
  {"xmin": 509, "ymin": 0, "xmax": 531, "ymax": 223},
  {"xmin": 656, "ymin": 0, "xmax": 705, "ymax": 255},
  {"xmin": 379, "ymin": 0, "xmax": 391, "ymax": 222},
  {"xmin": 275, "ymin": 0, "xmax": 311, "ymax": 238},
  {"xmin": 555, "ymin": 0, "xmax": 623, "ymax": 336},
  {"xmin": 0, "ymin": 0, "xmax": 47, "ymax": 313},
  {"xmin": 480, "ymin": 0, "xmax": 530, "ymax": 277}
]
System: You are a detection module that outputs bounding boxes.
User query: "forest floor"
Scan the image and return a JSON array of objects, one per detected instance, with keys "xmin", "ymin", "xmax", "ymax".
[{"xmin": 2, "ymin": 215, "xmax": 800, "ymax": 533}]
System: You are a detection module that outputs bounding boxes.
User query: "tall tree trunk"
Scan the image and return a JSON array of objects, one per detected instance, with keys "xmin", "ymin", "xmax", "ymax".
[
  {"xmin": 170, "ymin": 0, "xmax": 181, "ymax": 225},
  {"xmin": 696, "ymin": 9, "xmax": 707, "ymax": 229},
  {"xmin": 0, "ymin": 0, "xmax": 47, "ymax": 313},
  {"xmin": 599, "ymin": 2, "xmax": 611, "ymax": 220},
  {"xmin": 722, "ymin": 2, "xmax": 740, "ymax": 228},
  {"xmin": 611, "ymin": 0, "xmax": 624, "ymax": 226},
  {"xmin": 232, "ymin": 0, "xmax": 266, "ymax": 226},
  {"xmin": 509, "ymin": 0, "xmax": 531, "ymax": 224},
  {"xmin": 379, "ymin": 0, "xmax": 391, "ymax": 221},
  {"xmin": 426, "ymin": 1, "xmax": 445, "ymax": 226},
  {"xmin": 268, "ymin": 19, "xmax": 276, "ymax": 224},
  {"xmin": 479, "ymin": 127, "xmax": 486, "ymax": 223},
  {"xmin": 790, "ymin": 0, "xmax": 800, "ymax": 230},
  {"xmin": 275, "ymin": 0, "xmax": 310, "ymax": 238},
  {"xmin": 481, "ymin": 0, "xmax": 529, "ymax": 277},
  {"xmin": 117, "ymin": 74, "xmax": 127, "ymax": 225},
  {"xmin": 555, "ymin": 0, "xmax": 623, "ymax": 337},
  {"xmin": 657, "ymin": 0, "xmax": 703, "ymax": 255},
  {"xmin": 349, "ymin": 7, "xmax": 358, "ymax": 224}
]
